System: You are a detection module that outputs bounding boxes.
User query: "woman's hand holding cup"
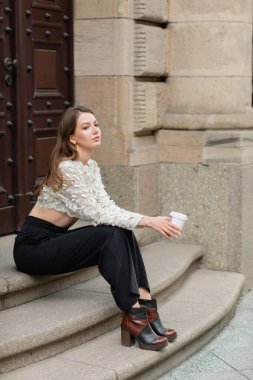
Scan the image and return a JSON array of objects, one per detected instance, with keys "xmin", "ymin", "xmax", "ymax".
[{"xmin": 138, "ymin": 216, "xmax": 182, "ymax": 240}]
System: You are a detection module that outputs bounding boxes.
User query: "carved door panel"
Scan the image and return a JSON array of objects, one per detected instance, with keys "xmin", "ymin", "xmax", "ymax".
[
  {"xmin": 0, "ymin": 0, "xmax": 73, "ymax": 235},
  {"xmin": 0, "ymin": 0, "xmax": 16, "ymax": 234},
  {"xmin": 14, "ymin": 0, "xmax": 73, "ymax": 230}
]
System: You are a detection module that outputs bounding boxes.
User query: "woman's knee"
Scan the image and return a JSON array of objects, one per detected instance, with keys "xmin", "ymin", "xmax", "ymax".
[
  {"xmin": 110, "ymin": 226, "xmax": 130, "ymax": 241},
  {"xmin": 100, "ymin": 226, "xmax": 129, "ymax": 254}
]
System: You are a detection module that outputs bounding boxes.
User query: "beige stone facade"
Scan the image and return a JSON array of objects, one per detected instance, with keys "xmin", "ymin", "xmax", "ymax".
[{"xmin": 73, "ymin": 0, "xmax": 253, "ymax": 287}]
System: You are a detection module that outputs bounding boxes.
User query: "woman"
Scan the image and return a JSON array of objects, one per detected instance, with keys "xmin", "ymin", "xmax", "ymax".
[{"xmin": 13, "ymin": 106, "xmax": 181, "ymax": 351}]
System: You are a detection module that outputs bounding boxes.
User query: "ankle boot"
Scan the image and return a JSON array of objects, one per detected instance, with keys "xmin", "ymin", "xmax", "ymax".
[
  {"xmin": 139, "ymin": 298, "xmax": 177, "ymax": 342},
  {"xmin": 121, "ymin": 306, "xmax": 168, "ymax": 351}
]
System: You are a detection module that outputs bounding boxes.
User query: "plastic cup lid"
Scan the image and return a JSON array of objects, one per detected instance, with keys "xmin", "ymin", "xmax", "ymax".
[{"xmin": 169, "ymin": 211, "xmax": 187, "ymax": 220}]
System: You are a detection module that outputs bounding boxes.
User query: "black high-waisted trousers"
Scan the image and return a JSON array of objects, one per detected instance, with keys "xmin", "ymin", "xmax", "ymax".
[{"xmin": 13, "ymin": 216, "xmax": 150, "ymax": 311}]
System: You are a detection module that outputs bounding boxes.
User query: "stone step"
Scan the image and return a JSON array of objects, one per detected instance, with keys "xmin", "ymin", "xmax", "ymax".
[
  {"xmin": 0, "ymin": 241, "xmax": 203, "ymax": 374},
  {"xmin": 0, "ymin": 234, "xmax": 99, "ymax": 311},
  {"xmin": 0, "ymin": 268, "xmax": 245, "ymax": 380}
]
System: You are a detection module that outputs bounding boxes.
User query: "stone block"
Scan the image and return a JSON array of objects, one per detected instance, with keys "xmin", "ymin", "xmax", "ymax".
[
  {"xmin": 160, "ymin": 163, "xmax": 235, "ymax": 270},
  {"xmin": 203, "ymin": 130, "xmax": 253, "ymax": 164},
  {"xmin": 75, "ymin": 76, "xmax": 167, "ymax": 165},
  {"xmin": 75, "ymin": 75, "xmax": 132, "ymax": 165},
  {"xmin": 156, "ymin": 130, "xmax": 204, "ymax": 146},
  {"xmin": 75, "ymin": 74, "xmax": 166, "ymax": 166},
  {"xmin": 128, "ymin": 136, "xmax": 158, "ymax": 165},
  {"xmin": 74, "ymin": 0, "xmax": 130, "ymax": 19},
  {"xmin": 161, "ymin": 111, "xmax": 253, "ymax": 130},
  {"xmin": 169, "ymin": 23, "xmax": 252, "ymax": 76},
  {"xmin": 203, "ymin": 147, "xmax": 253, "ymax": 165},
  {"xmin": 100, "ymin": 163, "xmax": 160, "ymax": 216},
  {"xmin": 165, "ymin": 77, "xmax": 251, "ymax": 114},
  {"xmin": 74, "ymin": 19, "xmax": 132, "ymax": 76},
  {"xmin": 100, "ymin": 164, "xmax": 161, "ymax": 245},
  {"xmin": 134, "ymin": 24, "xmax": 168, "ymax": 76},
  {"xmin": 133, "ymin": 0, "xmax": 168, "ymax": 22},
  {"xmin": 100, "ymin": 165, "xmax": 137, "ymax": 211},
  {"xmin": 156, "ymin": 130, "xmax": 253, "ymax": 165},
  {"xmin": 136, "ymin": 164, "xmax": 160, "ymax": 216},
  {"xmin": 129, "ymin": 143, "xmax": 159, "ymax": 166},
  {"xmin": 74, "ymin": 0, "xmax": 169, "ymax": 22},
  {"xmin": 134, "ymin": 227, "xmax": 160, "ymax": 247},
  {"xmin": 159, "ymin": 146, "xmax": 203, "ymax": 164},
  {"xmin": 241, "ymin": 166, "xmax": 253, "ymax": 288},
  {"xmin": 160, "ymin": 162, "xmax": 253, "ymax": 287},
  {"xmin": 168, "ymin": 0, "xmax": 252, "ymax": 22},
  {"xmin": 133, "ymin": 82, "xmax": 167, "ymax": 133},
  {"xmin": 130, "ymin": 135, "xmax": 156, "ymax": 148},
  {"xmin": 204, "ymin": 130, "xmax": 253, "ymax": 148}
]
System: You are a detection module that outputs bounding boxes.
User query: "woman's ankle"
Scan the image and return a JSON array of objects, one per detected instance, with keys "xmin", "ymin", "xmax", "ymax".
[
  {"xmin": 138, "ymin": 287, "xmax": 152, "ymax": 301},
  {"xmin": 131, "ymin": 301, "xmax": 140, "ymax": 308}
]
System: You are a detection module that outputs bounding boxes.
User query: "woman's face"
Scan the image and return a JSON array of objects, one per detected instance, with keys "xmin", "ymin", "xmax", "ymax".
[{"xmin": 69, "ymin": 112, "xmax": 101, "ymax": 152}]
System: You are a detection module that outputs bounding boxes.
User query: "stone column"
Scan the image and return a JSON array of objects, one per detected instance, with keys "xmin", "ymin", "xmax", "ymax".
[
  {"xmin": 74, "ymin": 0, "xmax": 168, "ymax": 166},
  {"xmin": 163, "ymin": 0, "xmax": 253, "ymax": 129},
  {"xmin": 73, "ymin": 0, "xmax": 168, "ymax": 244},
  {"xmin": 158, "ymin": 0, "xmax": 253, "ymax": 287}
]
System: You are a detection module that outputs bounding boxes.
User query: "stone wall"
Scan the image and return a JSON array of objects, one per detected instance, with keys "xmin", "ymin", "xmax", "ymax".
[
  {"xmin": 160, "ymin": 162, "xmax": 253, "ymax": 288},
  {"xmin": 100, "ymin": 164, "xmax": 160, "ymax": 246},
  {"xmin": 74, "ymin": 0, "xmax": 169, "ymax": 166},
  {"xmin": 162, "ymin": 0, "xmax": 253, "ymax": 131},
  {"xmin": 73, "ymin": 0, "xmax": 253, "ymax": 287},
  {"xmin": 73, "ymin": 0, "xmax": 169, "ymax": 246}
]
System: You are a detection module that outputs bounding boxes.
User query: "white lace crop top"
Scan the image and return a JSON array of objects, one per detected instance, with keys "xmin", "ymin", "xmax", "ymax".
[{"xmin": 36, "ymin": 159, "xmax": 144, "ymax": 230}]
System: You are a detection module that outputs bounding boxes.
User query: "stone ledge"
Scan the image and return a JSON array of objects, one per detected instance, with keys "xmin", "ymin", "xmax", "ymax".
[
  {"xmin": 161, "ymin": 111, "xmax": 253, "ymax": 130},
  {"xmin": 0, "ymin": 269, "xmax": 244, "ymax": 379},
  {"xmin": 127, "ymin": 129, "xmax": 253, "ymax": 165},
  {"xmin": 0, "ymin": 242, "xmax": 203, "ymax": 373},
  {"xmin": 128, "ymin": 143, "xmax": 159, "ymax": 166},
  {"xmin": 0, "ymin": 235, "xmax": 99, "ymax": 310},
  {"xmin": 156, "ymin": 129, "xmax": 253, "ymax": 164}
]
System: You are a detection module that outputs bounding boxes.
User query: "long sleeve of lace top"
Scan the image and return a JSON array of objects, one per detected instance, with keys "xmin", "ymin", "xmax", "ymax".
[{"xmin": 51, "ymin": 160, "xmax": 144, "ymax": 230}]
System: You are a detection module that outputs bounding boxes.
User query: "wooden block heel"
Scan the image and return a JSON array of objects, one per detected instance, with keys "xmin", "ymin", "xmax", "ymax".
[{"xmin": 121, "ymin": 327, "xmax": 135, "ymax": 347}]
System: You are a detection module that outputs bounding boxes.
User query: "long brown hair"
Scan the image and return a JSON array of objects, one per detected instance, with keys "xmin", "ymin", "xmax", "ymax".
[{"xmin": 37, "ymin": 105, "xmax": 94, "ymax": 193}]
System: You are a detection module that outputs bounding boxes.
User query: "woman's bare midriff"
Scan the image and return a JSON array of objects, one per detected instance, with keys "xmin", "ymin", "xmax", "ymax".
[{"xmin": 29, "ymin": 205, "xmax": 78, "ymax": 228}]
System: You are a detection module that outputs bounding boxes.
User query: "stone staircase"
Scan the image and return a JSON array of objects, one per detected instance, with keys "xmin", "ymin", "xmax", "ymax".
[{"xmin": 0, "ymin": 234, "xmax": 245, "ymax": 379}]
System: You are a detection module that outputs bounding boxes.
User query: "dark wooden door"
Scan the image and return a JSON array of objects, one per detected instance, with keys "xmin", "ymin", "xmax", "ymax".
[
  {"xmin": 0, "ymin": 0, "xmax": 16, "ymax": 234},
  {"xmin": 0, "ymin": 0, "xmax": 73, "ymax": 235}
]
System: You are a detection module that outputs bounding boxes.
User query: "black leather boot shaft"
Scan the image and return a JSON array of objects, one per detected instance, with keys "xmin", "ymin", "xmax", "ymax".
[
  {"xmin": 126, "ymin": 306, "xmax": 147, "ymax": 319},
  {"xmin": 139, "ymin": 297, "xmax": 177, "ymax": 342},
  {"xmin": 139, "ymin": 298, "xmax": 157, "ymax": 308}
]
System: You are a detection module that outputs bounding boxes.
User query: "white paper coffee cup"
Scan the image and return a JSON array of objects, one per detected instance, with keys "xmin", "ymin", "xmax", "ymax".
[{"xmin": 169, "ymin": 211, "xmax": 187, "ymax": 230}]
